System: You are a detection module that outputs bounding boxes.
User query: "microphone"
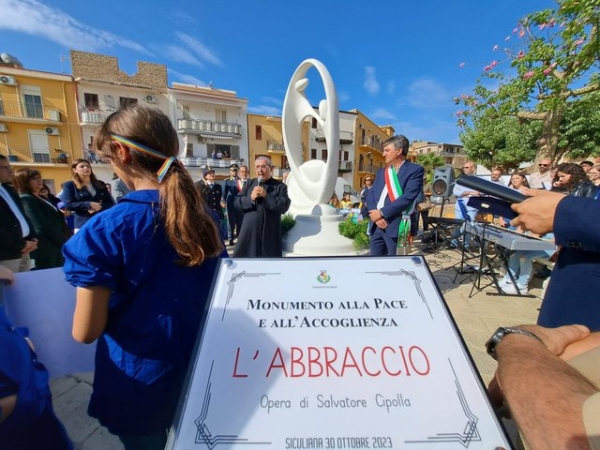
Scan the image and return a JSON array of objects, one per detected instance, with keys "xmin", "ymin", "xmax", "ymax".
[{"xmin": 257, "ymin": 177, "xmax": 263, "ymax": 186}]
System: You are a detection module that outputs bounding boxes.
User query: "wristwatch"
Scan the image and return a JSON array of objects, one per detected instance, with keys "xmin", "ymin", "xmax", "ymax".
[{"xmin": 485, "ymin": 327, "xmax": 543, "ymax": 360}]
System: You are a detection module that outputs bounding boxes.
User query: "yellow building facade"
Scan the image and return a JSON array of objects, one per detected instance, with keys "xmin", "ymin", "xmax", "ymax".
[
  {"xmin": 0, "ymin": 64, "xmax": 82, "ymax": 192},
  {"xmin": 352, "ymin": 110, "xmax": 394, "ymax": 190},
  {"xmin": 247, "ymin": 114, "xmax": 309, "ymax": 179}
]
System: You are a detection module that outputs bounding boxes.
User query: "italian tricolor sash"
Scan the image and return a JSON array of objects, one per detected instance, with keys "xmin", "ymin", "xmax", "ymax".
[{"xmin": 384, "ymin": 166, "xmax": 415, "ymax": 247}]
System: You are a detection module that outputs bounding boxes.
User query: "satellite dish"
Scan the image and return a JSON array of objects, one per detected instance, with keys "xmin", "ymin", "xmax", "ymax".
[{"xmin": 0, "ymin": 53, "xmax": 23, "ymax": 68}]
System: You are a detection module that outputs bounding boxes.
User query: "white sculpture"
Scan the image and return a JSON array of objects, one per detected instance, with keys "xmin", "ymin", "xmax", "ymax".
[{"xmin": 282, "ymin": 59, "xmax": 357, "ymax": 255}]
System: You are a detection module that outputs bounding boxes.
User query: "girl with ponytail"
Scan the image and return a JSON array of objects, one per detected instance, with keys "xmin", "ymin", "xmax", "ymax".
[{"xmin": 63, "ymin": 105, "xmax": 226, "ymax": 449}]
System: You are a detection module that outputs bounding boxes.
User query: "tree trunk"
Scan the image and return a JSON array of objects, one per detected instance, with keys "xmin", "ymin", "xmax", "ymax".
[{"xmin": 536, "ymin": 109, "xmax": 564, "ymax": 165}]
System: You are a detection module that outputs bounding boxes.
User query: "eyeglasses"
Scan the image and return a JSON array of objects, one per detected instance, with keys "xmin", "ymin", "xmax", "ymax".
[
  {"xmin": 539, "ymin": 164, "xmax": 550, "ymax": 167},
  {"xmin": 365, "ymin": 179, "xmax": 373, "ymax": 182}
]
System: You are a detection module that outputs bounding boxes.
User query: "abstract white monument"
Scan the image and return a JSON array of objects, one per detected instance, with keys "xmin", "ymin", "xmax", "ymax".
[{"xmin": 282, "ymin": 59, "xmax": 356, "ymax": 255}]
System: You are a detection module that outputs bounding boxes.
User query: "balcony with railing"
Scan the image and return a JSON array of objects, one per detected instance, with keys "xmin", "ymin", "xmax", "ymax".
[
  {"xmin": 177, "ymin": 118, "xmax": 242, "ymax": 139},
  {"xmin": 80, "ymin": 110, "xmax": 110, "ymax": 124},
  {"xmin": 338, "ymin": 160, "xmax": 352, "ymax": 172},
  {"xmin": 3, "ymin": 146, "xmax": 70, "ymax": 164},
  {"xmin": 359, "ymin": 136, "xmax": 383, "ymax": 152},
  {"xmin": 0, "ymin": 100, "xmax": 62, "ymax": 122},
  {"xmin": 180, "ymin": 157, "xmax": 244, "ymax": 169},
  {"xmin": 267, "ymin": 140, "xmax": 285, "ymax": 153},
  {"xmin": 314, "ymin": 129, "xmax": 353, "ymax": 144},
  {"xmin": 357, "ymin": 161, "xmax": 381, "ymax": 173},
  {"xmin": 272, "ymin": 167, "xmax": 287, "ymax": 177}
]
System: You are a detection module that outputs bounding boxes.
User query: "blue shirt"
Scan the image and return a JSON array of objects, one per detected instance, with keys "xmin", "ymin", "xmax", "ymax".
[
  {"xmin": 63, "ymin": 190, "xmax": 226, "ymax": 435},
  {"xmin": 0, "ymin": 307, "xmax": 72, "ymax": 449}
]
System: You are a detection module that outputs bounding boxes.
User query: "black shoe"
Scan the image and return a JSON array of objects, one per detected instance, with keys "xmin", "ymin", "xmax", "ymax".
[{"xmin": 534, "ymin": 267, "xmax": 552, "ymax": 279}]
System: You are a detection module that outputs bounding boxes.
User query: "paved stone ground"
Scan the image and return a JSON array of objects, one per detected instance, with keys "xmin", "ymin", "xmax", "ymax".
[{"xmin": 50, "ymin": 242, "xmax": 543, "ymax": 449}]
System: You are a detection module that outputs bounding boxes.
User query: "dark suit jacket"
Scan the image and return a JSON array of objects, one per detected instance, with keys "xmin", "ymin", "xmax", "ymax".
[
  {"xmin": 537, "ymin": 196, "xmax": 600, "ymax": 331},
  {"xmin": 365, "ymin": 160, "xmax": 424, "ymax": 238},
  {"xmin": 223, "ymin": 177, "xmax": 240, "ymax": 210},
  {"xmin": 20, "ymin": 194, "xmax": 69, "ymax": 265},
  {"xmin": 0, "ymin": 184, "xmax": 37, "ymax": 260},
  {"xmin": 61, "ymin": 180, "xmax": 115, "ymax": 229},
  {"xmin": 196, "ymin": 180, "xmax": 224, "ymax": 219}
]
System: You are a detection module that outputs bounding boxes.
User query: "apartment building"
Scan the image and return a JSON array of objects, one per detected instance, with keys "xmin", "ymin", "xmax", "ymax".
[
  {"xmin": 170, "ymin": 82, "xmax": 248, "ymax": 181},
  {"xmin": 352, "ymin": 110, "xmax": 394, "ymax": 190},
  {"xmin": 247, "ymin": 109, "xmax": 394, "ymax": 189},
  {"xmin": 0, "ymin": 61, "xmax": 82, "ymax": 191},
  {"xmin": 411, "ymin": 140, "xmax": 466, "ymax": 168},
  {"xmin": 247, "ymin": 114, "xmax": 307, "ymax": 180},
  {"xmin": 306, "ymin": 109, "xmax": 357, "ymax": 186},
  {"xmin": 70, "ymin": 50, "xmax": 169, "ymax": 182}
]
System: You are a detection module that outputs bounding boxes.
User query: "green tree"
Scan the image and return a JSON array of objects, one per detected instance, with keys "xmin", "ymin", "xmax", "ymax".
[
  {"xmin": 460, "ymin": 116, "xmax": 541, "ymax": 171},
  {"xmin": 456, "ymin": 0, "xmax": 600, "ymax": 164},
  {"xmin": 416, "ymin": 152, "xmax": 445, "ymax": 182},
  {"xmin": 557, "ymin": 87, "xmax": 600, "ymax": 159}
]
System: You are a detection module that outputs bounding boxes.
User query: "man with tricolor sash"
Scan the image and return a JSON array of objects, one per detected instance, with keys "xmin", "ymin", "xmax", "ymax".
[{"xmin": 365, "ymin": 135, "xmax": 424, "ymax": 256}]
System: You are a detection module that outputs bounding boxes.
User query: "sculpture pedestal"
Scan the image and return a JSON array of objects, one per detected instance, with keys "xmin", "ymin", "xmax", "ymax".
[{"xmin": 283, "ymin": 205, "xmax": 359, "ymax": 256}]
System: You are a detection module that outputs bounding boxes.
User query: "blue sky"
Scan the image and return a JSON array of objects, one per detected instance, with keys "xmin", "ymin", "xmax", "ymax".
[{"xmin": 1, "ymin": 0, "xmax": 552, "ymax": 144}]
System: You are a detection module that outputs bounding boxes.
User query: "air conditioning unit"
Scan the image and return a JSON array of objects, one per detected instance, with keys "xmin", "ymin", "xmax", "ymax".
[
  {"xmin": 145, "ymin": 94, "xmax": 158, "ymax": 103},
  {"xmin": 48, "ymin": 110, "xmax": 62, "ymax": 122},
  {"xmin": 45, "ymin": 127, "xmax": 60, "ymax": 135},
  {"xmin": 197, "ymin": 136, "xmax": 206, "ymax": 143},
  {"xmin": 0, "ymin": 75, "xmax": 17, "ymax": 86},
  {"xmin": 0, "ymin": 124, "xmax": 7, "ymax": 132}
]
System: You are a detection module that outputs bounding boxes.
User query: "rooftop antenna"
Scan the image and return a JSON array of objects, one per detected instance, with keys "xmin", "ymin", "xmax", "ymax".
[{"xmin": 59, "ymin": 54, "xmax": 71, "ymax": 74}]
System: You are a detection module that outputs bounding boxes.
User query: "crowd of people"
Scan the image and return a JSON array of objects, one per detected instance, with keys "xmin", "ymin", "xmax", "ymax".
[{"xmin": 1, "ymin": 108, "xmax": 599, "ymax": 448}]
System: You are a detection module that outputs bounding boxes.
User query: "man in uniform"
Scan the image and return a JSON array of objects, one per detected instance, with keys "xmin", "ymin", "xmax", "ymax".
[
  {"xmin": 223, "ymin": 164, "xmax": 241, "ymax": 246},
  {"xmin": 196, "ymin": 168, "xmax": 225, "ymax": 240}
]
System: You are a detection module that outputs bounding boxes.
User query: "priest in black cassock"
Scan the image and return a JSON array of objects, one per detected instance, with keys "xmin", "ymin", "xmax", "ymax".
[{"xmin": 234, "ymin": 156, "xmax": 291, "ymax": 257}]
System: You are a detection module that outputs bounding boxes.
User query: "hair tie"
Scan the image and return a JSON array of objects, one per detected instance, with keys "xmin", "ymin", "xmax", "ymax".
[
  {"xmin": 110, "ymin": 134, "xmax": 177, "ymax": 183},
  {"xmin": 157, "ymin": 157, "xmax": 177, "ymax": 183}
]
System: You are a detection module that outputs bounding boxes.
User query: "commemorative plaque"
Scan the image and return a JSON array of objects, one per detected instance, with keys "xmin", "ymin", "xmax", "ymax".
[{"xmin": 167, "ymin": 256, "xmax": 512, "ymax": 449}]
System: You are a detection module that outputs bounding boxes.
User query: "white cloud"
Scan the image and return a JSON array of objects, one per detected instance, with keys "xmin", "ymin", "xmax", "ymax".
[
  {"xmin": 0, "ymin": 0, "xmax": 148, "ymax": 54},
  {"xmin": 169, "ymin": 10, "xmax": 197, "ymax": 25},
  {"xmin": 326, "ymin": 44, "xmax": 339, "ymax": 58},
  {"xmin": 406, "ymin": 78, "xmax": 451, "ymax": 109},
  {"xmin": 261, "ymin": 96, "xmax": 283, "ymax": 106},
  {"xmin": 369, "ymin": 108, "xmax": 397, "ymax": 121},
  {"xmin": 169, "ymin": 69, "xmax": 206, "ymax": 86},
  {"xmin": 249, "ymin": 105, "xmax": 281, "ymax": 115},
  {"xmin": 387, "ymin": 81, "xmax": 396, "ymax": 94},
  {"xmin": 337, "ymin": 90, "xmax": 350, "ymax": 103},
  {"xmin": 363, "ymin": 66, "xmax": 380, "ymax": 95},
  {"xmin": 176, "ymin": 32, "xmax": 223, "ymax": 67},
  {"xmin": 164, "ymin": 45, "xmax": 203, "ymax": 67},
  {"xmin": 393, "ymin": 119, "xmax": 460, "ymax": 144}
]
